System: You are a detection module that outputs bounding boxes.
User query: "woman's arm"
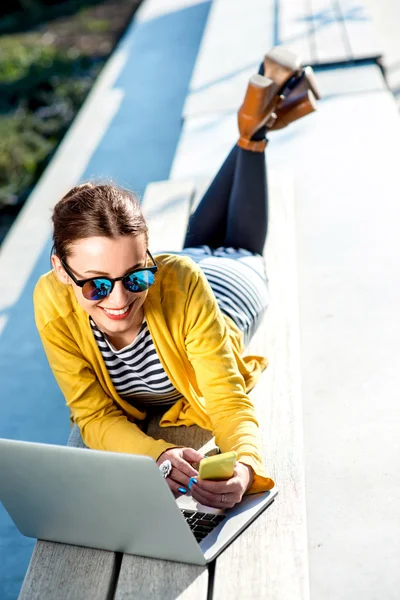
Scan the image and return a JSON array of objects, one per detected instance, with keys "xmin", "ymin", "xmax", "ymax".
[
  {"xmin": 38, "ymin": 319, "xmax": 177, "ymax": 461},
  {"xmin": 183, "ymin": 267, "xmax": 274, "ymax": 493}
]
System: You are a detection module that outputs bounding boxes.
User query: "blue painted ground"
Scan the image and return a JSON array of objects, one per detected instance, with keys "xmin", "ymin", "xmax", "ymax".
[{"xmin": 0, "ymin": 2, "xmax": 211, "ymax": 597}]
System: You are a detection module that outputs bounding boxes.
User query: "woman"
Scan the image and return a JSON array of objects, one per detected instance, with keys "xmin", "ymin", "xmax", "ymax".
[{"xmin": 34, "ymin": 47, "xmax": 319, "ymax": 509}]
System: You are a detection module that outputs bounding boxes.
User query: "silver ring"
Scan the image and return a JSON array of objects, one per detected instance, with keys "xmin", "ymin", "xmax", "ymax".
[
  {"xmin": 159, "ymin": 459, "xmax": 172, "ymax": 478},
  {"xmin": 221, "ymin": 493, "xmax": 226, "ymax": 503}
]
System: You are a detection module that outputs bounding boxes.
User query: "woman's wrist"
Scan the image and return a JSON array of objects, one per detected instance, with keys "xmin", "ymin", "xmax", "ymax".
[{"xmin": 238, "ymin": 462, "xmax": 255, "ymax": 491}]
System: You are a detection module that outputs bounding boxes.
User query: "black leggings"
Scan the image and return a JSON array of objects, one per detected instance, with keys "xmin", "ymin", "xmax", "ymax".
[{"xmin": 183, "ymin": 143, "xmax": 268, "ymax": 255}]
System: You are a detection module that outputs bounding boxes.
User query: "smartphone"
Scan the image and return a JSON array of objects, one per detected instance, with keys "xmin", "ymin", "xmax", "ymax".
[{"xmin": 198, "ymin": 451, "xmax": 237, "ymax": 481}]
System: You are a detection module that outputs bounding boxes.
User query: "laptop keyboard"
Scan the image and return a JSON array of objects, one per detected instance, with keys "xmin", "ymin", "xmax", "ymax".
[{"xmin": 181, "ymin": 509, "xmax": 226, "ymax": 543}]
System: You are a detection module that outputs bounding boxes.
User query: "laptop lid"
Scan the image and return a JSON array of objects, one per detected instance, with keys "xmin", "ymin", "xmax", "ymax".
[{"xmin": 0, "ymin": 438, "xmax": 206, "ymax": 565}]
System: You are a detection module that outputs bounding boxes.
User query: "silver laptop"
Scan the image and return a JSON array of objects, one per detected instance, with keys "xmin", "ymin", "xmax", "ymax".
[{"xmin": 0, "ymin": 438, "xmax": 278, "ymax": 565}]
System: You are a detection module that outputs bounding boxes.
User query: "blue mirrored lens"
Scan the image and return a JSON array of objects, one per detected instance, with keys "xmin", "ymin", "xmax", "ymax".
[
  {"xmin": 82, "ymin": 278, "xmax": 113, "ymax": 300},
  {"xmin": 124, "ymin": 270, "xmax": 155, "ymax": 293}
]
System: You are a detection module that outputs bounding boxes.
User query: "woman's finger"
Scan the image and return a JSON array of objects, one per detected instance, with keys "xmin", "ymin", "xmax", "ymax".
[
  {"xmin": 191, "ymin": 485, "xmax": 238, "ymax": 509},
  {"xmin": 195, "ymin": 476, "xmax": 239, "ymax": 495},
  {"xmin": 171, "ymin": 455, "xmax": 198, "ymax": 479},
  {"xmin": 169, "ymin": 467, "xmax": 190, "ymax": 487},
  {"xmin": 181, "ymin": 447, "xmax": 204, "ymax": 464},
  {"xmin": 166, "ymin": 476, "xmax": 190, "ymax": 496}
]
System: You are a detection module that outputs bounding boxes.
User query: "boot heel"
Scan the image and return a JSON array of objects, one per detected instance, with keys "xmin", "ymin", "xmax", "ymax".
[
  {"xmin": 237, "ymin": 74, "xmax": 279, "ymax": 146},
  {"xmin": 304, "ymin": 66, "xmax": 321, "ymax": 100},
  {"xmin": 263, "ymin": 46, "xmax": 303, "ymax": 88}
]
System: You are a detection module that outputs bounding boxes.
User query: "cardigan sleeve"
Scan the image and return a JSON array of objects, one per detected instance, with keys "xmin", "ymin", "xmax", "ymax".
[
  {"xmin": 37, "ymin": 319, "xmax": 177, "ymax": 461},
  {"xmin": 183, "ymin": 267, "xmax": 275, "ymax": 494}
]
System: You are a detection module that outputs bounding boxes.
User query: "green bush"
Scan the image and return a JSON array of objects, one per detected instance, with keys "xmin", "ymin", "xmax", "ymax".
[
  {"xmin": 0, "ymin": 36, "xmax": 59, "ymax": 84},
  {"xmin": 0, "ymin": 111, "xmax": 55, "ymax": 207},
  {"xmin": 0, "ymin": 38, "xmax": 101, "ymax": 208}
]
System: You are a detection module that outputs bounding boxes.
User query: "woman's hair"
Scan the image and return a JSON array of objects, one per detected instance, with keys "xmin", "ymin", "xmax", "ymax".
[{"xmin": 51, "ymin": 183, "xmax": 148, "ymax": 260}]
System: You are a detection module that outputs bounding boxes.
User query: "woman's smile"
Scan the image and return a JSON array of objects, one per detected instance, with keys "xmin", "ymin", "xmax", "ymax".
[{"xmin": 99, "ymin": 302, "xmax": 134, "ymax": 320}]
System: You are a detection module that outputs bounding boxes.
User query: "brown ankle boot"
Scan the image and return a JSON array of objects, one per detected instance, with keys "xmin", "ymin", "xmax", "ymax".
[
  {"xmin": 271, "ymin": 65, "xmax": 320, "ymax": 130},
  {"xmin": 237, "ymin": 74, "xmax": 280, "ymax": 152},
  {"xmin": 271, "ymin": 89, "xmax": 317, "ymax": 130}
]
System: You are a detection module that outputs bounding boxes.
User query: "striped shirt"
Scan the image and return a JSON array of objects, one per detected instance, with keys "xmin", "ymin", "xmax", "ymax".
[
  {"xmin": 91, "ymin": 246, "xmax": 268, "ymax": 408},
  {"xmin": 176, "ymin": 246, "xmax": 268, "ymax": 346},
  {"xmin": 90, "ymin": 318, "xmax": 184, "ymax": 407}
]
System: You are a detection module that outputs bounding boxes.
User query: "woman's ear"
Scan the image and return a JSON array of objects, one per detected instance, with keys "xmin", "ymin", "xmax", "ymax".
[{"xmin": 52, "ymin": 254, "xmax": 70, "ymax": 285}]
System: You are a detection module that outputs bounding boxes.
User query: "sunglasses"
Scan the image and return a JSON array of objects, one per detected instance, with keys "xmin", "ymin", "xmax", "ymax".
[{"xmin": 60, "ymin": 250, "xmax": 158, "ymax": 301}]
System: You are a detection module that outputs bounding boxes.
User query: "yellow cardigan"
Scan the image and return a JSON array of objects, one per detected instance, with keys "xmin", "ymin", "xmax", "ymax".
[{"xmin": 34, "ymin": 253, "xmax": 274, "ymax": 493}]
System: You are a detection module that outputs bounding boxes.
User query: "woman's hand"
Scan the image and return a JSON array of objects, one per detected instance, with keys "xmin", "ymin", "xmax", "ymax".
[
  {"xmin": 157, "ymin": 447, "xmax": 204, "ymax": 495},
  {"xmin": 191, "ymin": 462, "xmax": 254, "ymax": 509}
]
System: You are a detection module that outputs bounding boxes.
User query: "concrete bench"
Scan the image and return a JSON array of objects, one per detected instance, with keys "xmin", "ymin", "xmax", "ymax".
[{"xmin": 18, "ymin": 172, "xmax": 309, "ymax": 599}]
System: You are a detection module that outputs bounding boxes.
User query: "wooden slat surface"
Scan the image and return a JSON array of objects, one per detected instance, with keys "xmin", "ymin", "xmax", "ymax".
[
  {"xmin": 146, "ymin": 417, "xmax": 216, "ymax": 454},
  {"xmin": 115, "ymin": 555, "xmax": 209, "ymax": 600},
  {"xmin": 115, "ymin": 416, "xmax": 213, "ymax": 599},
  {"xmin": 18, "ymin": 541, "xmax": 119, "ymax": 600},
  {"xmin": 212, "ymin": 170, "xmax": 309, "ymax": 600}
]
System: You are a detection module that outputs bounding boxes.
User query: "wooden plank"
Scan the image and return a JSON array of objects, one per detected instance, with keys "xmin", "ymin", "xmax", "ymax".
[
  {"xmin": 212, "ymin": 170, "xmax": 310, "ymax": 600},
  {"xmin": 310, "ymin": 0, "xmax": 350, "ymax": 64},
  {"xmin": 146, "ymin": 416, "xmax": 217, "ymax": 455},
  {"xmin": 337, "ymin": 0, "xmax": 383, "ymax": 61},
  {"xmin": 141, "ymin": 181, "xmax": 195, "ymax": 251},
  {"xmin": 115, "ymin": 553, "xmax": 209, "ymax": 600},
  {"xmin": 18, "ymin": 541, "xmax": 119, "ymax": 600},
  {"xmin": 279, "ymin": 0, "xmax": 314, "ymax": 65},
  {"xmin": 115, "ymin": 414, "xmax": 212, "ymax": 599},
  {"xmin": 18, "ymin": 427, "xmax": 118, "ymax": 600},
  {"xmin": 183, "ymin": 0, "xmax": 275, "ymax": 118}
]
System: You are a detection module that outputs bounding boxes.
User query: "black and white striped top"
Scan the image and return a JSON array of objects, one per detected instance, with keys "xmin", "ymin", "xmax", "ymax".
[
  {"xmin": 90, "ymin": 318, "xmax": 184, "ymax": 407},
  {"xmin": 91, "ymin": 246, "xmax": 268, "ymax": 408},
  {"xmin": 176, "ymin": 246, "xmax": 268, "ymax": 346}
]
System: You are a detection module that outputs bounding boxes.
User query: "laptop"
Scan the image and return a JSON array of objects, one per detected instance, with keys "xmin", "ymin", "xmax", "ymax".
[{"xmin": 0, "ymin": 438, "xmax": 278, "ymax": 566}]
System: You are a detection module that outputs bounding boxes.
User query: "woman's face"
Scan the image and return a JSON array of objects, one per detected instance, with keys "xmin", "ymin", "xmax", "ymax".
[{"xmin": 52, "ymin": 234, "xmax": 149, "ymax": 339}]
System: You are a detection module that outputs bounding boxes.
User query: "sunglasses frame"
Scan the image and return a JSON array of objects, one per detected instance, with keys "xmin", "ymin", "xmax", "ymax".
[{"xmin": 60, "ymin": 250, "xmax": 158, "ymax": 300}]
